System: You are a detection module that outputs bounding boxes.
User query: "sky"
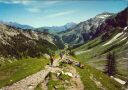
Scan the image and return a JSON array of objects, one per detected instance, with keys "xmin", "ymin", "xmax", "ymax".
[{"xmin": 0, "ymin": 0, "xmax": 127, "ymax": 27}]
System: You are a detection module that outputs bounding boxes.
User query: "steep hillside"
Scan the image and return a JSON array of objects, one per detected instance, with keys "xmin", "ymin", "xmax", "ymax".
[
  {"xmin": 73, "ymin": 28, "xmax": 128, "ymax": 80},
  {"xmin": 95, "ymin": 7, "xmax": 128, "ymax": 37},
  {"xmin": 58, "ymin": 12, "xmax": 114, "ymax": 45},
  {"xmin": 0, "ymin": 24, "xmax": 57, "ymax": 58},
  {"xmin": 72, "ymin": 7, "xmax": 128, "ymax": 80}
]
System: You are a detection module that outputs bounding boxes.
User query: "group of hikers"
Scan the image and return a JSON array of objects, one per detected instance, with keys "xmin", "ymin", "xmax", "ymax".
[
  {"xmin": 49, "ymin": 51, "xmax": 84, "ymax": 69},
  {"xmin": 49, "ymin": 51, "xmax": 64, "ymax": 66}
]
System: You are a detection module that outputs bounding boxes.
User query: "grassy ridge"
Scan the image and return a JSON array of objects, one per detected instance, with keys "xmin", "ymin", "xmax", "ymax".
[
  {"xmin": 76, "ymin": 66, "xmax": 122, "ymax": 90},
  {"xmin": 73, "ymin": 30, "xmax": 128, "ymax": 62},
  {"xmin": 74, "ymin": 34, "xmax": 128, "ymax": 76},
  {"xmin": 70, "ymin": 56, "xmax": 122, "ymax": 90},
  {"xmin": 0, "ymin": 57, "xmax": 49, "ymax": 88},
  {"xmin": 71, "ymin": 29, "xmax": 128, "ymax": 81}
]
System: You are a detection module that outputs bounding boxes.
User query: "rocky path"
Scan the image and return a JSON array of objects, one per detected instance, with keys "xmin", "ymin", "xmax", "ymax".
[
  {"xmin": 64, "ymin": 56, "xmax": 84, "ymax": 90},
  {"xmin": 65, "ymin": 65, "xmax": 84, "ymax": 90},
  {"xmin": 0, "ymin": 55, "xmax": 85, "ymax": 90},
  {"xmin": 39, "ymin": 55, "xmax": 84, "ymax": 90},
  {"xmin": 0, "ymin": 58, "xmax": 60, "ymax": 90}
]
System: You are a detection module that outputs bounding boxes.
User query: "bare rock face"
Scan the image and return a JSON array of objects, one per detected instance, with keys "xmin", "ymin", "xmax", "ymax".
[
  {"xmin": 95, "ymin": 7, "xmax": 128, "ymax": 38},
  {"xmin": 58, "ymin": 7, "xmax": 128, "ymax": 46},
  {"xmin": 58, "ymin": 12, "xmax": 114, "ymax": 45}
]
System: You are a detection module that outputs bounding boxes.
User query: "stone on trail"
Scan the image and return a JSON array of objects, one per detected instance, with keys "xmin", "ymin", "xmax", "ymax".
[{"xmin": 64, "ymin": 72, "xmax": 73, "ymax": 77}]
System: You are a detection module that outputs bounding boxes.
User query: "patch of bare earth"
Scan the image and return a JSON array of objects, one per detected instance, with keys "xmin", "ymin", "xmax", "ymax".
[{"xmin": 66, "ymin": 65, "xmax": 84, "ymax": 90}]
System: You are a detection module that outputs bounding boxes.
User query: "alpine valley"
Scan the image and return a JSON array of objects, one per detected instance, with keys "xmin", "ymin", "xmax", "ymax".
[{"xmin": 0, "ymin": 4, "xmax": 128, "ymax": 90}]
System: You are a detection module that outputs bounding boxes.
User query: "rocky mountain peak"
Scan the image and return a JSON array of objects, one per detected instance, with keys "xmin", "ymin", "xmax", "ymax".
[
  {"xmin": 95, "ymin": 12, "xmax": 114, "ymax": 19},
  {"xmin": 64, "ymin": 22, "xmax": 76, "ymax": 28},
  {"xmin": 58, "ymin": 7, "xmax": 128, "ymax": 45}
]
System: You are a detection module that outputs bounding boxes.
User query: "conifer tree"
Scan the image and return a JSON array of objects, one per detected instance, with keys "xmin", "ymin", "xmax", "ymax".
[{"xmin": 105, "ymin": 52, "xmax": 116, "ymax": 76}]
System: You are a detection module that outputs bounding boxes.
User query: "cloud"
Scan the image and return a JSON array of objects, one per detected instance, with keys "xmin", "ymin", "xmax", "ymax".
[
  {"xmin": 0, "ymin": 0, "xmax": 31, "ymax": 5},
  {"xmin": 43, "ymin": 1, "xmax": 60, "ymax": 5},
  {"xmin": 0, "ymin": 0, "xmax": 61, "ymax": 13},
  {"xmin": 47, "ymin": 10, "xmax": 75, "ymax": 18},
  {"xmin": 26, "ymin": 1, "xmax": 61, "ymax": 13},
  {"xmin": 27, "ymin": 8, "xmax": 42, "ymax": 13}
]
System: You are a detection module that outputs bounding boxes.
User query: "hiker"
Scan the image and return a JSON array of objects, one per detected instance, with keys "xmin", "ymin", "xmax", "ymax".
[
  {"xmin": 50, "ymin": 56, "xmax": 54, "ymax": 66},
  {"xmin": 76, "ymin": 62, "xmax": 85, "ymax": 69},
  {"xmin": 76, "ymin": 62, "xmax": 81, "ymax": 67},
  {"xmin": 60, "ymin": 52, "xmax": 63, "ymax": 59},
  {"xmin": 67, "ymin": 59, "xmax": 73, "ymax": 65}
]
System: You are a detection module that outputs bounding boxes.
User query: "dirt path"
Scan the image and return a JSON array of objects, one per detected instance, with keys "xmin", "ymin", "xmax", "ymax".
[
  {"xmin": 65, "ymin": 65, "xmax": 84, "ymax": 90},
  {"xmin": 39, "ymin": 55, "xmax": 84, "ymax": 90},
  {"xmin": 0, "ymin": 55, "xmax": 85, "ymax": 90},
  {"xmin": 0, "ymin": 59, "xmax": 60, "ymax": 90},
  {"xmin": 65, "ymin": 56, "xmax": 84, "ymax": 90}
]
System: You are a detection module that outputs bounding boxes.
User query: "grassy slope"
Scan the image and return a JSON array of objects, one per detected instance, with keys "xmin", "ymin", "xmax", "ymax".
[
  {"xmin": 76, "ymin": 66, "xmax": 122, "ymax": 90},
  {"xmin": 72, "ymin": 30, "xmax": 128, "ymax": 77},
  {"xmin": 70, "ymin": 30, "xmax": 128, "ymax": 90},
  {"xmin": 69, "ymin": 56, "xmax": 122, "ymax": 90},
  {"xmin": 0, "ymin": 57, "xmax": 49, "ymax": 88}
]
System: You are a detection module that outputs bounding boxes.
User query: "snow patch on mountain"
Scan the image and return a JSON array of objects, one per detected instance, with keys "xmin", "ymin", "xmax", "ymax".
[
  {"xmin": 111, "ymin": 76, "xmax": 126, "ymax": 85},
  {"xmin": 96, "ymin": 15, "xmax": 111, "ymax": 19},
  {"xmin": 103, "ymin": 32, "xmax": 123, "ymax": 46},
  {"xmin": 120, "ymin": 37, "xmax": 127, "ymax": 42},
  {"xmin": 124, "ymin": 26, "xmax": 128, "ymax": 31}
]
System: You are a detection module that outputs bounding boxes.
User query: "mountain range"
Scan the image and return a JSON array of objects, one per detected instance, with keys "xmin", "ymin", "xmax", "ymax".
[
  {"xmin": 0, "ymin": 21, "xmax": 34, "ymax": 30},
  {"xmin": 0, "ymin": 21, "xmax": 76, "ymax": 34},
  {"xmin": 0, "ymin": 6, "xmax": 128, "ymax": 90},
  {"xmin": 36, "ymin": 22, "xmax": 76, "ymax": 34},
  {"xmin": 58, "ymin": 12, "xmax": 115, "ymax": 45},
  {"xmin": 0, "ymin": 7, "xmax": 127, "ymax": 58}
]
